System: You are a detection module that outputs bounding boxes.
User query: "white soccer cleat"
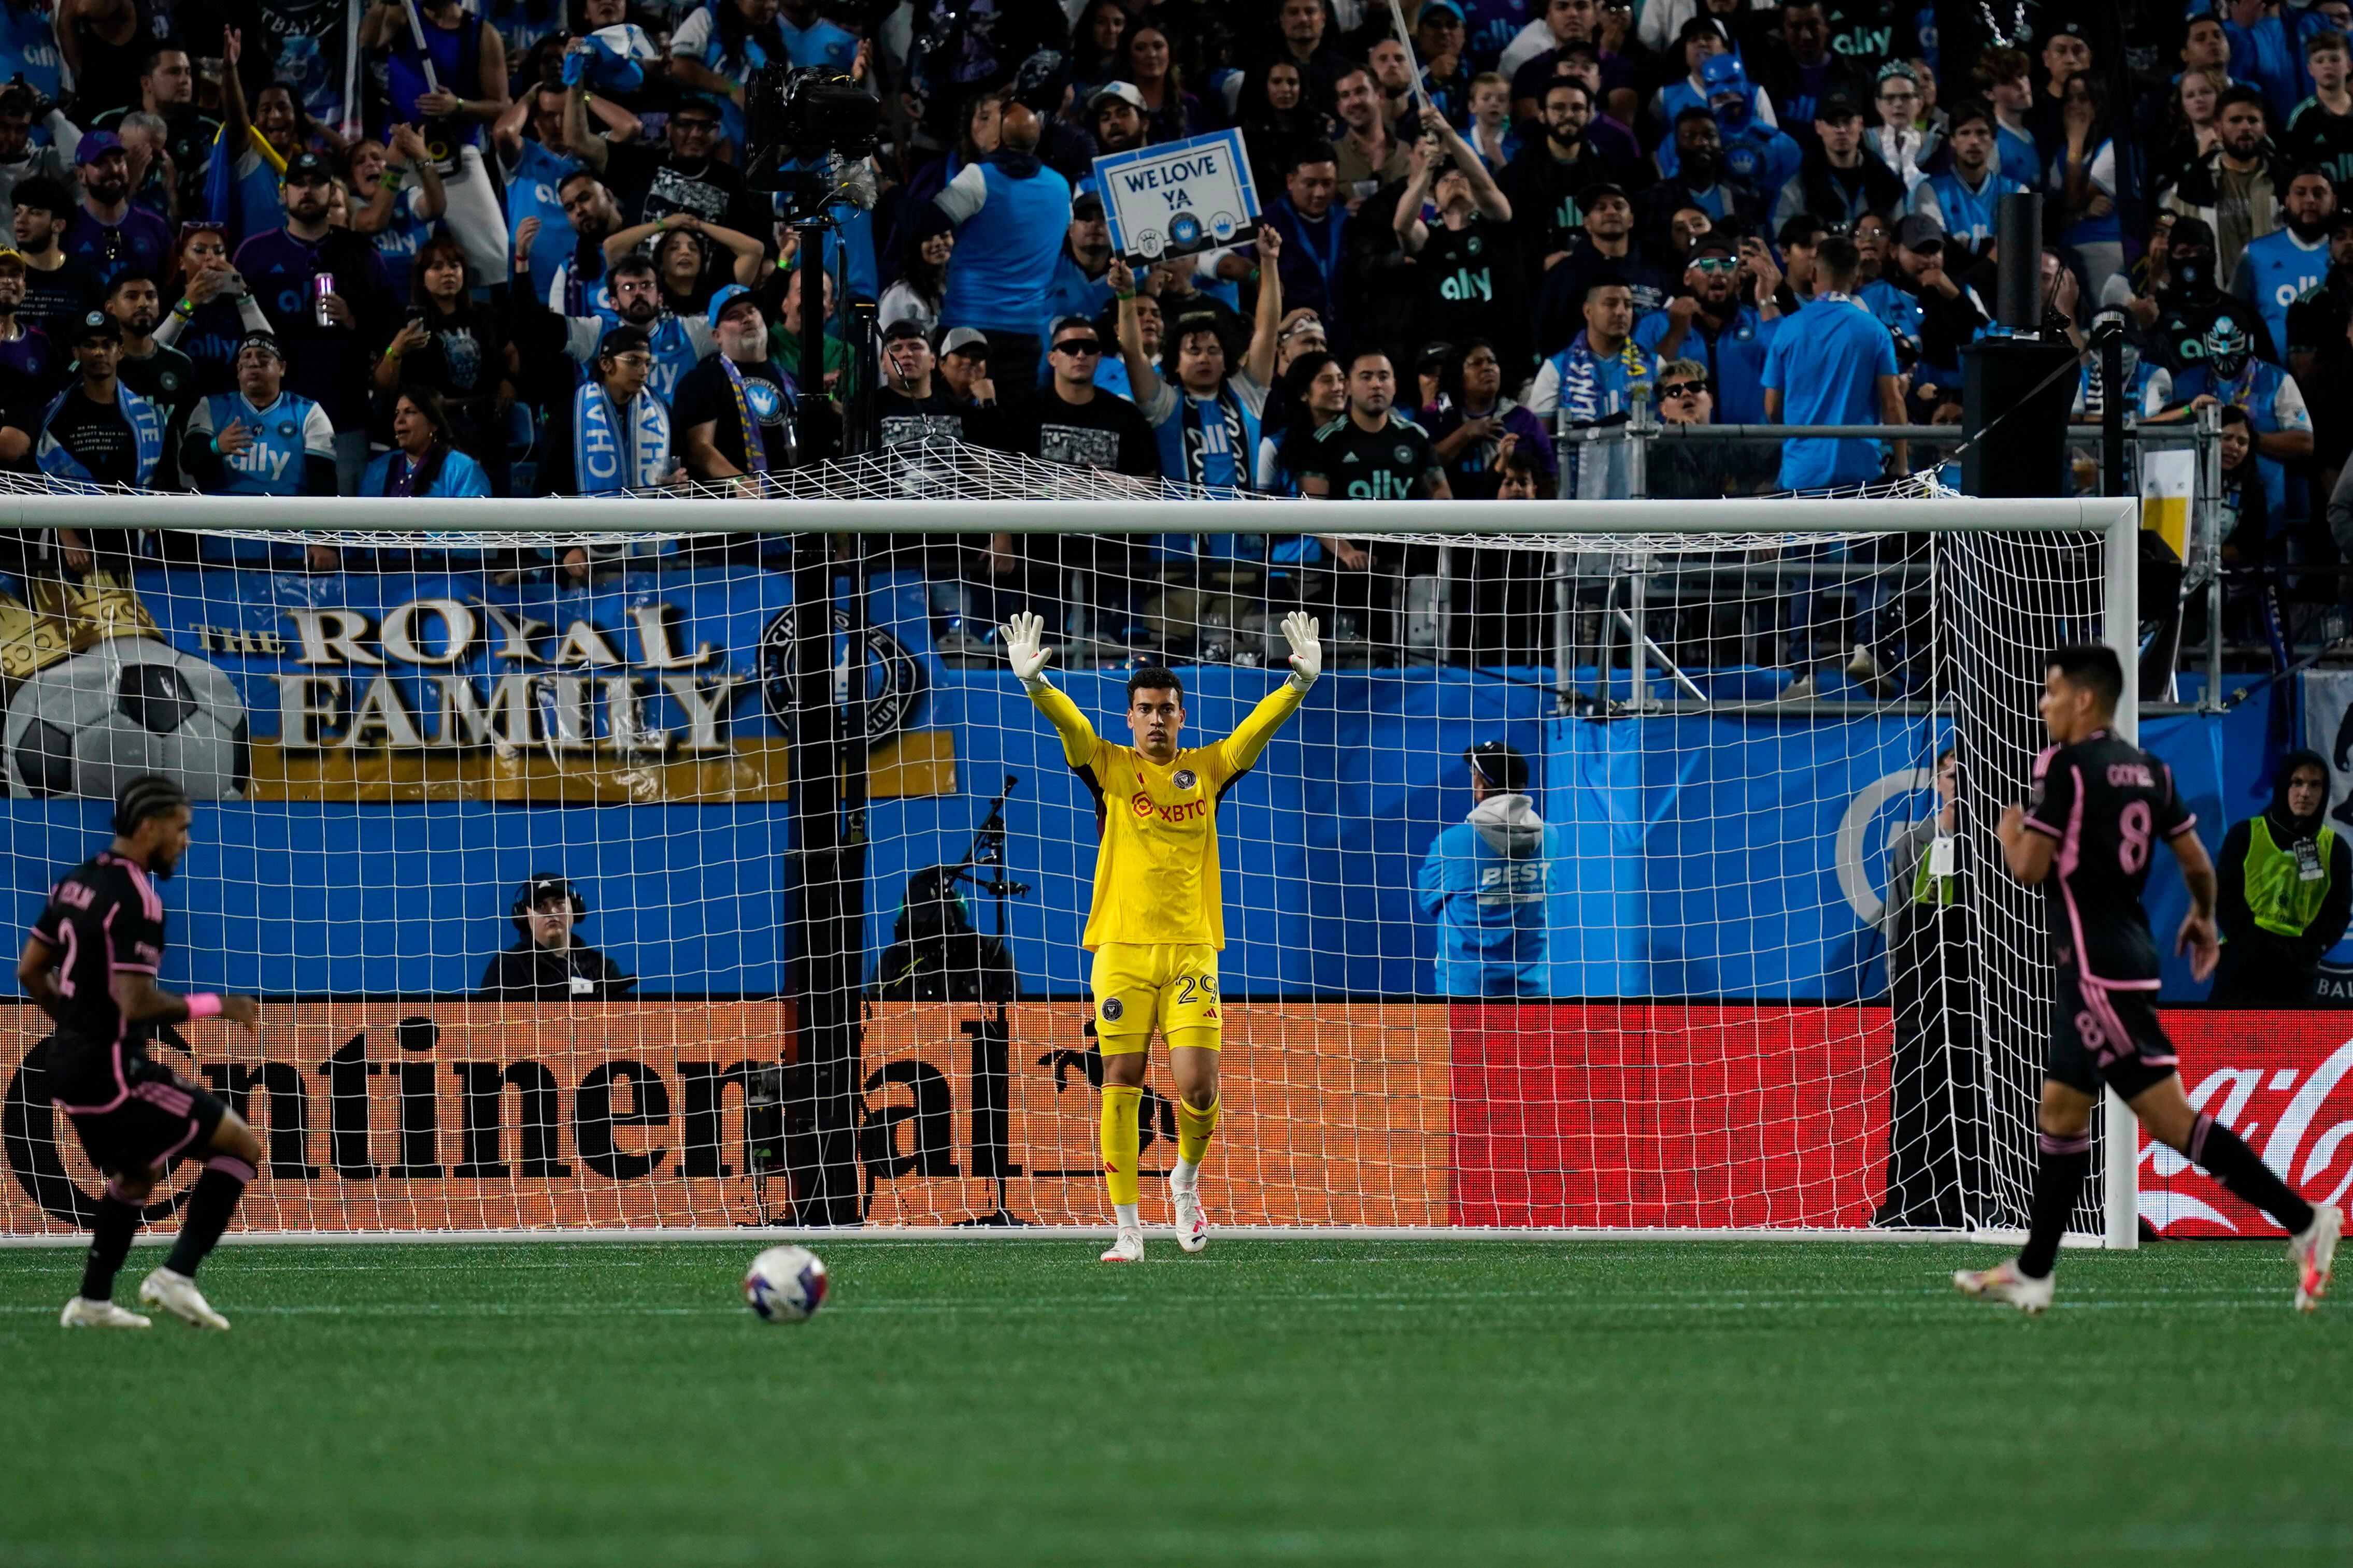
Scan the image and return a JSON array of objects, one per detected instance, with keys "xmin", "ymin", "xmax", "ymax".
[
  {"xmin": 2291, "ymin": 1203, "xmax": 2341, "ymax": 1313},
  {"xmin": 1100, "ymin": 1227, "xmax": 1145, "ymax": 1263},
  {"xmin": 1953, "ymin": 1258, "xmax": 2055, "ymax": 1315},
  {"xmin": 138, "ymin": 1267, "xmax": 230, "ymax": 1330},
  {"xmin": 59, "ymin": 1297, "xmax": 151, "ymax": 1329},
  {"xmin": 1172, "ymin": 1174, "xmax": 1209, "ymax": 1254}
]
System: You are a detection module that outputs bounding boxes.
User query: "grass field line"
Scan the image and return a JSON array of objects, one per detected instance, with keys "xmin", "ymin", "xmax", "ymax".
[
  {"xmin": 0, "ymin": 1290, "xmax": 2312, "ymax": 1318},
  {"xmin": 7, "ymin": 1518, "xmax": 2352, "ymax": 1567}
]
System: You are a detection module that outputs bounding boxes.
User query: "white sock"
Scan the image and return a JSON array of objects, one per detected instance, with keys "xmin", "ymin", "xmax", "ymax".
[
  {"xmin": 1114, "ymin": 1203, "xmax": 1139, "ymax": 1231},
  {"xmin": 1172, "ymin": 1158, "xmax": 1200, "ymax": 1191}
]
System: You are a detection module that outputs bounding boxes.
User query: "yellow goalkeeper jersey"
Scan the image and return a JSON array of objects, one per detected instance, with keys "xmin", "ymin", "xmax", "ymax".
[{"xmin": 1029, "ymin": 681, "xmax": 1306, "ymax": 951}]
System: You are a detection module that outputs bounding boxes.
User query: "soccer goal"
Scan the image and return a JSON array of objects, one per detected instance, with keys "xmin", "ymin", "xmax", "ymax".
[{"xmin": 0, "ymin": 452, "xmax": 2141, "ymax": 1246}]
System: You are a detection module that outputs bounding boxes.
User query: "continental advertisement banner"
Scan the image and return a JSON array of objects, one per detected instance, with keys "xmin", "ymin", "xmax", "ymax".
[{"xmin": 3, "ymin": 1001, "xmax": 1917, "ymax": 1236}]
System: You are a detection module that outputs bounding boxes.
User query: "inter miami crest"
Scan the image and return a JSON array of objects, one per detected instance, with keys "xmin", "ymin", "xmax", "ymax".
[
  {"xmin": 1173, "ymin": 768, "xmax": 1197, "ymax": 790},
  {"xmin": 1101, "ymin": 996, "xmax": 1124, "ymax": 1022}
]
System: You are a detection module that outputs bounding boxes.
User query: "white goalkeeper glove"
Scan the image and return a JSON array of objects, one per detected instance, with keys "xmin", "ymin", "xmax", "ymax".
[
  {"xmin": 1001, "ymin": 611, "xmax": 1053, "ymax": 688},
  {"xmin": 1282, "ymin": 611, "xmax": 1322, "ymax": 692}
]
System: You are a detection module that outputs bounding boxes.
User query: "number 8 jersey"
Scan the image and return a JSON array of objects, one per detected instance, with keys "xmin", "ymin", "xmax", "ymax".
[{"xmin": 2023, "ymin": 728, "xmax": 2198, "ymax": 983}]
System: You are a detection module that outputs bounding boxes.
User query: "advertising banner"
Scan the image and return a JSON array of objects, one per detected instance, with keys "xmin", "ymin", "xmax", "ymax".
[
  {"xmin": 1094, "ymin": 128, "xmax": 1260, "ymax": 263},
  {"xmin": 1448, "ymin": 1003, "xmax": 1893, "ymax": 1228},
  {"xmin": 1, "ymin": 1001, "xmax": 1452, "ymax": 1235},
  {"xmin": 2139, "ymin": 1011, "xmax": 2353, "ymax": 1237}
]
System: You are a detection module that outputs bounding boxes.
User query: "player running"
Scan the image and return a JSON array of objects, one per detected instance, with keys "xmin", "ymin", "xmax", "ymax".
[
  {"xmin": 1003, "ymin": 609, "xmax": 1321, "ymax": 1261},
  {"xmin": 21, "ymin": 775, "xmax": 263, "ymax": 1330},
  {"xmin": 1959, "ymin": 644, "xmax": 2340, "ymax": 1313}
]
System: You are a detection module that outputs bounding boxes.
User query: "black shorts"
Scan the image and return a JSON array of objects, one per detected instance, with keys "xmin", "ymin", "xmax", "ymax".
[
  {"xmin": 2046, "ymin": 969, "xmax": 2179, "ymax": 1102},
  {"xmin": 51, "ymin": 1044, "xmax": 227, "ymax": 1177}
]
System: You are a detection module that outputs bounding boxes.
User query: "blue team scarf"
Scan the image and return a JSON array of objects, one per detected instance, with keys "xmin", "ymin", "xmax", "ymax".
[
  {"xmin": 573, "ymin": 379, "xmax": 672, "ymax": 493},
  {"xmin": 37, "ymin": 381, "xmax": 163, "ymax": 487},
  {"xmin": 720, "ymin": 354, "xmax": 782, "ymax": 472},
  {"xmin": 1555, "ymin": 332, "xmax": 1650, "ymax": 426},
  {"xmin": 1181, "ymin": 386, "xmax": 1251, "ymax": 490}
]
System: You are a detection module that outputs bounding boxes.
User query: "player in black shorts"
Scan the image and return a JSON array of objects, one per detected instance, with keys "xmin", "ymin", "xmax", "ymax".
[
  {"xmin": 19, "ymin": 775, "xmax": 261, "ymax": 1330},
  {"xmin": 1960, "ymin": 644, "xmax": 2341, "ymax": 1314}
]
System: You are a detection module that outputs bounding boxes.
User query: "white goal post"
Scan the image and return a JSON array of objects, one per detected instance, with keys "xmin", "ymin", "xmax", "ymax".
[{"xmin": 0, "ymin": 461, "xmax": 2142, "ymax": 1246}]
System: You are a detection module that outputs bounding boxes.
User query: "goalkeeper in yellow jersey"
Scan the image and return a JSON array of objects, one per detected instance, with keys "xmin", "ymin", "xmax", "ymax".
[{"xmin": 1002, "ymin": 609, "xmax": 1321, "ymax": 1261}]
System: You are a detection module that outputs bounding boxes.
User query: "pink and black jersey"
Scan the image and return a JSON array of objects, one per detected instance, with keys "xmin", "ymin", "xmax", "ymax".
[
  {"xmin": 28, "ymin": 851, "xmax": 168, "ymax": 1046},
  {"xmin": 2023, "ymin": 730, "xmax": 2198, "ymax": 984}
]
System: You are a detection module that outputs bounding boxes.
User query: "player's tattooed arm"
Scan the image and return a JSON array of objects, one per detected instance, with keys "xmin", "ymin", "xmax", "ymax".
[
  {"xmin": 17, "ymin": 935, "xmax": 65, "ymax": 1024},
  {"xmin": 109, "ymin": 970, "xmax": 262, "ymax": 1031},
  {"xmin": 2169, "ymin": 827, "xmax": 2221, "ymax": 984},
  {"xmin": 1995, "ymin": 803, "xmax": 2053, "ymax": 885}
]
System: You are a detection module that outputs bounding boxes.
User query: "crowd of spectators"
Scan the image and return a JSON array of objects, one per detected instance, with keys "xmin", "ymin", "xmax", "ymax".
[{"xmin": 0, "ymin": 2, "xmax": 2339, "ymax": 662}]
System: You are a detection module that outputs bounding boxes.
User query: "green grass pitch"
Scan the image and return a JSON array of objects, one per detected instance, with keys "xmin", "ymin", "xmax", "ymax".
[{"xmin": 4, "ymin": 1238, "xmax": 2349, "ymax": 1566}]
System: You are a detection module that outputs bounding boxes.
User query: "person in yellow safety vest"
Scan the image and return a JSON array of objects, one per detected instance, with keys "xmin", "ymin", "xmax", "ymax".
[
  {"xmin": 2212, "ymin": 750, "xmax": 2353, "ymax": 1007},
  {"xmin": 1874, "ymin": 743, "xmax": 1988, "ymax": 1228}
]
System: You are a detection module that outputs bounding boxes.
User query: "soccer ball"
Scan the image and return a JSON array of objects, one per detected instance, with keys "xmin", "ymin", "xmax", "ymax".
[
  {"xmin": 743, "ymin": 1245, "xmax": 828, "ymax": 1324},
  {"xmin": 5, "ymin": 641, "xmax": 250, "ymax": 801}
]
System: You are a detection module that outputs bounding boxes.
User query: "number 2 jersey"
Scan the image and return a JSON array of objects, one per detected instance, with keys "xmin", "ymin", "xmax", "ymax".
[
  {"xmin": 27, "ymin": 846, "xmax": 168, "ymax": 1053},
  {"xmin": 2022, "ymin": 729, "xmax": 2197, "ymax": 984}
]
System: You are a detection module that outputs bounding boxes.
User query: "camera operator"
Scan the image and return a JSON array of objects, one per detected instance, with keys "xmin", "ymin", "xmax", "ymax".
[
  {"xmin": 479, "ymin": 873, "xmax": 636, "ymax": 1000},
  {"xmin": 873, "ymin": 866, "xmax": 1015, "ymax": 1002}
]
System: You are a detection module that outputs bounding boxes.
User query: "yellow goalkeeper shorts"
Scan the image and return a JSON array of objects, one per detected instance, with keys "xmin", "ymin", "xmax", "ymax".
[{"xmin": 1090, "ymin": 942, "xmax": 1222, "ymax": 1054}]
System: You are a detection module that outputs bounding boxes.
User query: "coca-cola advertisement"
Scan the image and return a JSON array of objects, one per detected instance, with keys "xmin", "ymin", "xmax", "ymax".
[{"xmin": 2143, "ymin": 1012, "xmax": 2353, "ymax": 1236}]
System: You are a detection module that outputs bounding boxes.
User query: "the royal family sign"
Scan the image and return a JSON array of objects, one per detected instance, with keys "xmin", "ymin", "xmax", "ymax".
[{"xmin": 0, "ymin": 567, "xmax": 949, "ymax": 804}]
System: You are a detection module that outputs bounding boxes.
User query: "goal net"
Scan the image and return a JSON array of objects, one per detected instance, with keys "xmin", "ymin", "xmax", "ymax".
[{"xmin": 0, "ymin": 451, "xmax": 2135, "ymax": 1240}]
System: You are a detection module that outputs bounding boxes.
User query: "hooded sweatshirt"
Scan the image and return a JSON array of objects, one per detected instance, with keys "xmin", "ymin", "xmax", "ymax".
[
  {"xmin": 1415, "ymin": 791, "xmax": 1561, "ymax": 997},
  {"xmin": 2216, "ymin": 748, "xmax": 2353, "ymax": 975}
]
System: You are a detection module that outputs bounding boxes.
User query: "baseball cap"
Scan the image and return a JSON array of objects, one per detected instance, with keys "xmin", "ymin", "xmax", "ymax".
[
  {"xmin": 1091, "ymin": 80, "xmax": 1146, "ymax": 112},
  {"xmin": 1464, "ymin": 740, "xmax": 1529, "ymax": 792},
  {"xmin": 1817, "ymin": 90, "xmax": 1863, "ymax": 123},
  {"xmin": 282, "ymin": 150, "xmax": 334, "ymax": 184},
  {"xmin": 1581, "ymin": 181, "xmax": 1630, "ymax": 208},
  {"xmin": 881, "ymin": 317, "xmax": 929, "ymax": 342},
  {"xmin": 708, "ymin": 282, "xmax": 760, "ymax": 327},
  {"xmin": 1072, "ymin": 191, "xmax": 1106, "ymax": 222},
  {"xmin": 1418, "ymin": 0, "xmax": 1465, "ymax": 20},
  {"xmin": 0, "ymin": 246, "xmax": 22, "ymax": 274},
  {"xmin": 517, "ymin": 873, "xmax": 584, "ymax": 916},
  {"xmin": 234, "ymin": 329, "xmax": 285, "ymax": 361},
  {"xmin": 595, "ymin": 324, "xmax": 652, "ymax": 360},
  {"xmin": 939, "ymin": 326, "xmax": 990, "ymax": 357},
  {"xmin": 72, "ymin": 310, "xmax": 121, "ymax": 344},
  {"xmin": 1894, "ymin": 213, "xmax": 1945, "ymax": 251},
  {"xmin": 75, "ymin": 130, "xmax": 125, "ymax": 164}
]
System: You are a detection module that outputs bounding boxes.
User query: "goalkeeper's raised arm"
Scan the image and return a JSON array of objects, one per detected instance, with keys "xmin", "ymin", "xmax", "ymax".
[{"xmin": 999, "ymin": 609, "xmax": 1320, "ymax": 1262}]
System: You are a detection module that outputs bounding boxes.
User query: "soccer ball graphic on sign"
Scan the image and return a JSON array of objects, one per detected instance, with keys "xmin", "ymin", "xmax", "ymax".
[
  {"xmin": 743, "ymin": 1246, "xmax": 829, "ymax": 1324},
  {"xmin": 4, "ymin": 641, "xmax": 251, "ymax": 801}
]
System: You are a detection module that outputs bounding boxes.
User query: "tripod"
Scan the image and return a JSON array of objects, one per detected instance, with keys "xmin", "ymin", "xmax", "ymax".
[{"xmin": 947, "ymin": 775, "xmax": 1030, "ymax": 1226}]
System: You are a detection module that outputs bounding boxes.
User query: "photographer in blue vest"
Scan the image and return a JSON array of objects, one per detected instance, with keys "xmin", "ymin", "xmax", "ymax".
[
  {"xmin": 2212, "ymin": 749, "xmax": 2353, "ymax": 1007},
  {"xmin": 932, "ymin": 100, "xmax": 1071, "ymax": 384},
  {"xmin": 1415, "ymin": 741, "xmax": 1562, "ymax": 998},
  {"xmin": 181, "ymin": 331, "xmax": 338, "ymax": 569}
]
